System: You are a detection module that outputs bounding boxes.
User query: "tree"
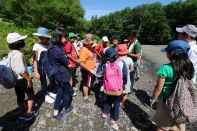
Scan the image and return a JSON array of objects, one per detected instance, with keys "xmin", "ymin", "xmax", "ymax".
[{"xmin": 0, "ymin": 0, "xmax": 85, "ymax": 32}]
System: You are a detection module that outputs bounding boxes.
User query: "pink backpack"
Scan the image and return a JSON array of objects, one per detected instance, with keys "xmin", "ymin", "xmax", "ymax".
[{"xmin": 104, "ymin": 59, "xmax": 123, "ymax": 96}]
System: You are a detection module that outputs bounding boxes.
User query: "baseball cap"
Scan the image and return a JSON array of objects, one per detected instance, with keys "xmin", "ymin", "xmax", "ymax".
[
  {"xmin": 105, "ymin": 47, "xmax": 118, "ymax": 60},
  {"xmin": 161, "ymin": 40, "xmax": 190, "ymax": 54},
  {"xmin": 176, "ymin": 24, "xmax": 197, "ymax": 38},
  {"xmin": 102, "ymin": 36, "xmax": 109, "ymax": 42},
  {"xmin": 69, "ymin": 32, "xmax": 77, "ymax": 38},
  {"xmin": 7, "ymin": 33, "xmax": 27, "ymax": 44}
]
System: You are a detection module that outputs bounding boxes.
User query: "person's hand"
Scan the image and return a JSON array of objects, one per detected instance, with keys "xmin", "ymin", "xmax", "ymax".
[
  {"xmin": 90, "ymin": 69, "xmax": 95, "ymax": 75},
  {"xmin": 27, "ymin": 78, "xmax": 33, "ymax": 88},
  {"xmin": 35, "ymin": 72, "xmax": 40, "ymax": 80},
  {"xmin": 150, "ymin": 98, "xmax": 156, "ymax": 108},
  {"xmin": 67, "ymin": 64, "xmax": 71, "ymax": 68}
]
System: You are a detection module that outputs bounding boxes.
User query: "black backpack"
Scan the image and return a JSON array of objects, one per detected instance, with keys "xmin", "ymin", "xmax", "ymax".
[{"xmin": 39, "ymin": 48, "xmax": 58, "ymax": 77}]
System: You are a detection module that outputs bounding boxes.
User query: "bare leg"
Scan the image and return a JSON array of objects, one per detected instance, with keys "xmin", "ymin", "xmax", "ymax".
[
  {"xmin": 26, "ymin": 100, "xmax": 34, "ymax": 114},
  {"xmin": 83, "ymin": 86, "xmax": 89, "ymax": 97},
  {"xmin": 156, "ymin": 127, "xmax": 165, "ymax": 131}
]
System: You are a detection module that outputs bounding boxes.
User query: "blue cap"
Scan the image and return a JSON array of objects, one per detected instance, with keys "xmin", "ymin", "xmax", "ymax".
[
  {"xmin": 161, "ymin": 40, "xmax": 190, "ymax": 54},
  {"xmin": 105, "ymin": 47, "xmax": 118, "ymax": 60},
  {"xmin": 33, "ymin": 27, "xmax": 51, "ymax": 38}
]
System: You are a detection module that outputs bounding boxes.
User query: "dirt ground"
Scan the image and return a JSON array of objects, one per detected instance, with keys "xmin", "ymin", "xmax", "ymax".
[{"xmin": 0, "ymin": 45, "xmax": 197, "ymax": 131}]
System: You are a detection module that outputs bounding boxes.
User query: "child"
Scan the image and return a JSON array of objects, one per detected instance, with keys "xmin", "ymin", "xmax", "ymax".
[
  {"xmin": 64, "ymin": 32, "xmax": 78, "ymax": 96},
  {"xmin": 79, "ymin": 34, "xmax": 96, "ymax": 101},
  {"xmin": 111, "ymin": 37, "xmax": 119, "ymax": 49},
  {"xmin": 49, "ymin": 28, "xmax": 72, "ymax": 120},
  {"xmin": 32, "ymin": 27, "xmax": 56, "ymax": 103},
  {"xmin": 6, "ymin": 33, "xmax": 38, "ymax": 121},
  {"xmin": 117, "ymin": 44, "xmax": 134, "ymax": 108},
  {"xmin": 101, "ymin": 47, "xmax": 127, "ymax": 131},
  {"xmin": 150, "ymin": 40, "xmax": 194, "ymax": 131}
]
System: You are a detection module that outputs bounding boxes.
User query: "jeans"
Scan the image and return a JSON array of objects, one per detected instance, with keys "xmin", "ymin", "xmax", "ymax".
[
  {"xmin": 130, "ymin": 67, "xmax": 140, "ymax": 90},
  {"xmin": 38, "ymin": 63, "xmax": 56, "ymax": 94},
  {"xmin": 103, "ymin": 95, "xmax": 121, "ymax": 121},
  {"xmin": 37, "ymin": 63, "xmax": 47, "ymax": 92},
  {"xmin": 54, "ymin": 82, "xmax": 73, "ymax": 110}
]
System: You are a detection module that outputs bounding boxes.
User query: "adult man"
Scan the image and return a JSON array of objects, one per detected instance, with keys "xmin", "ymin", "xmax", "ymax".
[
  {"xmin": 176, "ymin": 24, "xmax": 197, "ymax": 84},
  {"xmin": 127, "ymin": 32, "xmax": 142, "ymax": 90}
]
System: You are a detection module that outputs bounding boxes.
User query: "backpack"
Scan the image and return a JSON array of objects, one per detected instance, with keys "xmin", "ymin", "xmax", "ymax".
[
  {"xmin": 39, "ymin": 48, "xmax": 58, "ymax": 78},
  {"xmin": 0, "ymin": 53, "xmax": 17, "ymax": 89},
  {"xmin": 165, "ymin": 77, "xmax": 197, "ymax": 123},
  {"xmin": 103, "ymin": 59, "xmax": 123, "ymax": 96}
]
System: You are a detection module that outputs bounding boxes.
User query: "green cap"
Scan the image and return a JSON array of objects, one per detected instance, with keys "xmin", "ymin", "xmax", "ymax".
[{"xmin": 69, "ymin": 32, "xmax": 77, "ymax": 38}]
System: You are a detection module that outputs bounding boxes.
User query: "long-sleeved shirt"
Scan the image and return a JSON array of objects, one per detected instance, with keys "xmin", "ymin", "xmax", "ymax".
[{"xmin": 51, "ymin": 44, "xmax": 70, "ymax": 83}]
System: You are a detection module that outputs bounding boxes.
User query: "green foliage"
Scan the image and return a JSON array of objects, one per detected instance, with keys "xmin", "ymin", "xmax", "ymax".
[
  {"xmin": 0, "ymin": 0, "xmax": 85, "ymax": 32},
  {"xmin": 0, "ymin": 21, "xmax": 38, "ymax": 65},
  {"xmin": 89, "ymin": 0, "xmax": 197, "ymax": 45}
]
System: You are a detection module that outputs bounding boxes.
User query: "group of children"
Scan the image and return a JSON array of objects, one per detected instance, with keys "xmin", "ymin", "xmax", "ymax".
[
  {"xmin": 6, "ymin": 24, "xmax": 196, "ymax": 131},
  {"xmin": 5, "ymin": 27, "xmax": 138, "ymax": 130}
]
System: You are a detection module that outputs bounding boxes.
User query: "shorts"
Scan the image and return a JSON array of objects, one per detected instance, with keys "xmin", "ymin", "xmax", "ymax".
[
  {"xmin": 153, "ymin": 99, "xmax": 186, "ymax": 131},
  {"xmin": 81, "ymin": 70, "xmax": 95, "ymax": 87},
  {"xmin": 14, "ymin": 79, "xmax": 35, "ymax": 103},
  {"xmin": 69, "ymin": 68, "xmax": 77, "ymax": 81}
]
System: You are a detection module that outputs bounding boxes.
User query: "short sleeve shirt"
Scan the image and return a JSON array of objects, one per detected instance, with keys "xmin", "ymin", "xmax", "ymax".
[
  {"xmin": 128, "ymin": 41, "xmax": 142, "ymax": 67},
  {"xmin": 122, "ymin": 57, "xmax": 134, "ymax": 93},
  {"xmin": 64, "ymin": 42, "xmax": 77, "ymax": 68},
  {"xmin": 33, "ymin": 43, "xmax": 48, "ymax": 61},
  {"xmin": 79, "ymin": 47, "xmax": 96, "ymax": 70},
  {"xmin": 157, "ymin": 64, "xmax": 177, "ymax": 100},
  {"xmin": 9, "ymin": 50, "xmax": 28, "ymax": 80}
]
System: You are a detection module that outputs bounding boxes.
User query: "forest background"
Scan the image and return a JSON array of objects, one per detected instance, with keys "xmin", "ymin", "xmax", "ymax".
[{"xmin": 0, "ymin": 0, "xmax": 196, "ymax": 64}]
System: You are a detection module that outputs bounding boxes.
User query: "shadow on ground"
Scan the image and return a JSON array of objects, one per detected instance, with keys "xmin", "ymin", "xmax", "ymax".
[
  {"xmin": 0, "ymin": 107, "xmax": 36, "ymax": 131},
  {"xmin": 123, "ymin": 99, "xmax": 156, "ymax": 131},
  {"xmin": 0, "ymin": 89, "xmax": 45, "ymax": 131},
  {"xmin": 135, "ymin": 89, "xmax": 152, "ymax": 106}
]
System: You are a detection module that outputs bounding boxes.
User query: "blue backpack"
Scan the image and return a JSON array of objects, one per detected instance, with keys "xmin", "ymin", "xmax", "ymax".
[
  {"xmin": 0, "ymin": 53, "xmax": 17, "ymax": 89},
  {"xmin": 39, "ymin": 49, "xmax": 58, "ymax": 77}
]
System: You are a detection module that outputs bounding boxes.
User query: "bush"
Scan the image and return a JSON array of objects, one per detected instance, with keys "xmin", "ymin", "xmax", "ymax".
[{"xmin": 0, "ymin": 21, "xmax": 38, "ymax": 65}]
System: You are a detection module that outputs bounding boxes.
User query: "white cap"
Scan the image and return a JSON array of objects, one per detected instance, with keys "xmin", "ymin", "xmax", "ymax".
[
  {"xmin": 176, "ymin": 24, "xmax": 197, "ymax": 38},
  {"xmin": 7, "ymin": 33, "xmax": 27, "ymax": 44},
  {"xmin": 102, "ymin": 36, "xmax": 109, "ymax": 42}
]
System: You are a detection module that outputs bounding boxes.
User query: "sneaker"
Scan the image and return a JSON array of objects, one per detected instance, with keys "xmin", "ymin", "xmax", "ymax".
[
  {"xmin": 73, "ymin": 87, "xmax": 78, "ymax": 91},
  {"xmin": 53, "ymin": 113, "xmax": 66, "ymax": 121},
  {"xmin": 45, "ymin": 95, "xmax": 55, "ymax": 104},
  {"xmin": 18, "ymin": 114, "xmax": 26, "ymax": 120},
  {"xmin": 83, "ymin": 96, "xmax": 89, "ymax": 101},
  {"xmin": 120, "ymin": 103, "xmax": 125, "ymax": 109},
  {"xmin": 73, "ymin": 92, "xmax": 77, "ymax": 97},
  {"xmin": 101, "ymin": 112, "xmax": 108, "ymax": 118},
  {"xmin": 48, "ymin": 92, "xmax": 57, "ymax": 99},
  {"xmin": 25, "ymin": 111, "xmax": 38, "ymax": 121}
]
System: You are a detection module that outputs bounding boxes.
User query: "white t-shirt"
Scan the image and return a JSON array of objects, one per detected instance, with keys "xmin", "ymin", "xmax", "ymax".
[
  {"xmin": 188, "ymin": 41, "xmax": 197, "ymax": 84},
  {"xmin": 32, "ymin": 43, "xmax": 48, "ymax": 61},
  {"xmin": 9, "ymin": 50, "xmax": 28, "ymax": 80},
  {"xmin": 73, "ymin": 40, "xmax": 83, "ymax": 53},
  {"xmin": 122, "ymin": 57, "xmax": 133, "ymax": 93}
]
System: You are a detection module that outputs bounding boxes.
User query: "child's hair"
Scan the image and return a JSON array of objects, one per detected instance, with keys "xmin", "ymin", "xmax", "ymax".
[
  {"xmin": 8, "ymin": 40, "xmax": 25, "ymax": 50},
  {"xmin": 109, "ymin": 55, "xmax": 119, "ymax": 63},
  {"xmin": 171, "ymin": 53, "xmax": 194, "ymax": 80},
  {"xmin": 50, "ymin": 27, "xmax": 68, "ymax": 45}
]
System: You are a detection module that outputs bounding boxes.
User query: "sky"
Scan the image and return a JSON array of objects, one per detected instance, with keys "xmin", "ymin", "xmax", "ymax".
[{"xmin": 81, "ymin": 0, "xmax": 180, "ymax": 20}]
